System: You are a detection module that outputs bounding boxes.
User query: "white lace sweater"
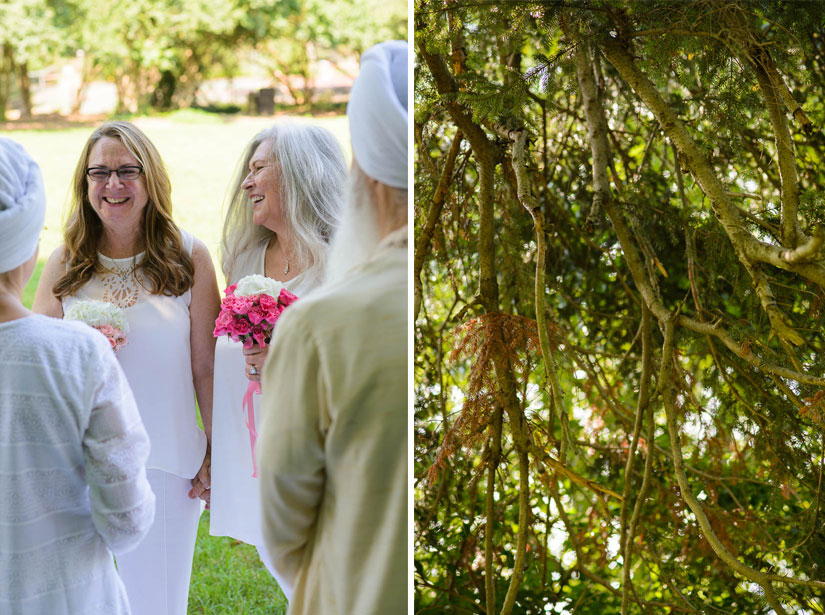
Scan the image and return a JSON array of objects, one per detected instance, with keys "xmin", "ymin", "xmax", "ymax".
[{"xmin": 0, "ymin": 314, "xmax": 155, "ymax": 615}]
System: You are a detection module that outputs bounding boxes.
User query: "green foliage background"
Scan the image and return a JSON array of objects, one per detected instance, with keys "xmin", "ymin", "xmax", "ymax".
[
  {"xmin": 416, "ymin": 2, "xmax": 825, "ymax": 614},
  {"xmin": 0, "ymin": 0, "xmax": 407, "ymax": 116}
]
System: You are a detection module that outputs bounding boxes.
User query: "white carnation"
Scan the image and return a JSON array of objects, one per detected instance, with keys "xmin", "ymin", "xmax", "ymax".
[
  {"xmin": 234, "ymin": 274, "xmax": 286, "ymax": 298},
  {"xmin": 64, "ymin": 299, "xmax": 130, "ymax": 332}
]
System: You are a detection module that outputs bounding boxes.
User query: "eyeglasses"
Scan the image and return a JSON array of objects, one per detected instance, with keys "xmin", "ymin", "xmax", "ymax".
[{"xmin": 85, "ymin": 166, "xmax": 143, "ymax": 182}]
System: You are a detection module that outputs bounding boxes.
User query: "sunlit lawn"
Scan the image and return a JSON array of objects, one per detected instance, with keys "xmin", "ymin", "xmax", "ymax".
[
  {"xmin": 190, "ymin": 512, "xmax": 288, "ymax": 615},
  {"xmin": 15, "ymin": 109, "xmax": 349, "ymax": 614}
]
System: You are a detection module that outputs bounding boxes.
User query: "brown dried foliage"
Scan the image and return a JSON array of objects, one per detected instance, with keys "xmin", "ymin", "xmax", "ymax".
[
  {"xmin": 799, "ymin": 390, "xmax": 825, "ymax": 429},
  {"xmin": 426, "ymin": 313, "xmax": 541, "ymax": 483}
]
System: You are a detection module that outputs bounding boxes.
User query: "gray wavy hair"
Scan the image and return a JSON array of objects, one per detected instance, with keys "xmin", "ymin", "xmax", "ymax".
[{"xmin": 221, "ymin": 122, "xmax": 346, "ymax": 283}]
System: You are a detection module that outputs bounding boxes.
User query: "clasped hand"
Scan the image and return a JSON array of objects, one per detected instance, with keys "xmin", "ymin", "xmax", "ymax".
[
  {"xmin": 188, "ymin": 445, "xmax": 211, "ymax": 508},
  {"xmin": 243, "ymin": 343, "xmax": 269, "ymax": 383}
]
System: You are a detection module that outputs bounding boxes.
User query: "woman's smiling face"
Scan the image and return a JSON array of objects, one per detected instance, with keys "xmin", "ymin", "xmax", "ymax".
[
  {"xmin": 86, "ymin": 136, "xmax": 149, "ymax": 230},
  {"xmin": 242, "ymin": 140, "xmax": 285, "ymax": 233}
]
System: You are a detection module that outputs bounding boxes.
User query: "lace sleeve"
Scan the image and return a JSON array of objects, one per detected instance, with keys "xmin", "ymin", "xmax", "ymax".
[{"xmin": 82, "ymin": 338, "xmax": 155, "ymax": 554}]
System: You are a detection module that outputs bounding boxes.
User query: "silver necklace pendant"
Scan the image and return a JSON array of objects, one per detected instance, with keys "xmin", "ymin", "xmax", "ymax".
[{"xmin": 284, "ymin": 261, "xmax": 290, "ymax": 275}]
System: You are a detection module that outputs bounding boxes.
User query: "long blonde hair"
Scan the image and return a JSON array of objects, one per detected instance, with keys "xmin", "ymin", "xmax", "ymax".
[
  {"xmin": 221, "ymin": 122, "xmax": 346, "ymax": 283},
  {"xmin": 53, "ymin": 121, "xmax": 194, "ymax": 299}
]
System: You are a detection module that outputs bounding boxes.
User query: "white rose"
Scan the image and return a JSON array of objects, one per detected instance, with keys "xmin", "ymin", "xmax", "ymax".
[
  {"xmin": 64, "ymin": 299, "xmax": 129, "ymax": 333},
  {"xmin": 234, "ymin": 274, "xmax": 286, "ymax": 298}
]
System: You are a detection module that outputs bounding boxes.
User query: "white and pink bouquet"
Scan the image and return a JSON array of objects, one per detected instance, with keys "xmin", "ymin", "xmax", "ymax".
[
  {"xmin": 213, "ymin": 274, "xmax": 299, "ymax": 477},
  {"xmin": 213, "ymin": 274, "xmax": 299, "ymax": 347},
  {"xmin": 64, "ymin": 300, "xmax": 129, "ymax": 352}
]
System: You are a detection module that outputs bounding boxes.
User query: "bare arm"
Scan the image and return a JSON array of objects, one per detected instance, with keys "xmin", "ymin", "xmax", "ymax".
[
  {"xmin": 32, "ymin": 246, "xmax": 66, "ymax": 317},
  {"xmin": 188, "ymin": 238, "xmax": 220, "ymax": 501},
  {"xmin": 189, "ymin": 238, "xmax": 220, "ymax": 442}
]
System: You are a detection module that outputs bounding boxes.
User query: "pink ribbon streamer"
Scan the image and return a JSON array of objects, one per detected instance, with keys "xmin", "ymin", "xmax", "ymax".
[{"xmin": 242, "ymin": 380, "xmax": 261, "ymax": 478}]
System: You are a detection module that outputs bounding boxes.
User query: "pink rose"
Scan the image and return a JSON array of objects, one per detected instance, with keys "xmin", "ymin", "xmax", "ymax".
[
  {"xmin": 230, "ymin": 296, "xmax": 252, "ymax": 315},
  {"xmin": 258, "ymin": 293, "xmax": 278, "ymax": 311},
  {"xmin": 213, "ymin": 309, "xmax": 234, "ymax": 337},
  {"xmin": 224, "ymin": 283, "xmax": 238, "ymax": 297},
  {"xmin": 262, "ymin": 304, "xmax": 283, "ymax": 323},
  {"xmin": 251, "ymin": 325, "xmax": 267, "ymax": 347},
  {"xmin": 278, "ymin": 288, "xmax": 299, "ymax": 307},
  {"xmin": 247, "ymin": 305, "xmax": 266, "ymax": 325},
  {"xmin": 231, "ymin": 318, "xmax": 252, "ymax": 337}
]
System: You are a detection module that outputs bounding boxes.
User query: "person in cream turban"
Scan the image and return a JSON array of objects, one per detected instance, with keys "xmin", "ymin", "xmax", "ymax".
[
  {"xmin": 0, "ymin": 138, "xmax": 155, "ymax": 615},
  {"xmin": 257, "ymin": 41, "xmax": 408, "ymax": 614}
]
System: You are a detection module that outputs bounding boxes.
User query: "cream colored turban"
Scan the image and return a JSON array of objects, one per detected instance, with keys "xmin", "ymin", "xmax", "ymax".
[
  {"xmin": 0, "ymin": 138, "xmax": 46, "ymax": 273},
  {"xmin": 347, "ymin": 40, "xmax": 408, "ymax": 189}
]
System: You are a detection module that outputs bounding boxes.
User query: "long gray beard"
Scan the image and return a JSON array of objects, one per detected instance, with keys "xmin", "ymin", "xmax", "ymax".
[{"xmin": 324, "ymin": 170, "xmax": 381, "ymax": 285}]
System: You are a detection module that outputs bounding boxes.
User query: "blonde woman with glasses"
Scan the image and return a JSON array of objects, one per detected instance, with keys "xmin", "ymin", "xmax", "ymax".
[{"xmin": 34, "ymin": 121, "xmax": 220, "ymax": 615}]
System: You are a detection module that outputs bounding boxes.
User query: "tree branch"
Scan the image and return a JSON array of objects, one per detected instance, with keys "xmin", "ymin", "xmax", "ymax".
[
  {"xmin": 721, "ymin": 7, "xmax": 804, "ymax": 247},
  {"xmin": 415, "ymin": 131, "xmax": 464, "ymax": 321},
  {"xmin": 660, "ymin": 317, "xmax": 825, "ymax": 606},
  {"xmin": 600, "ymin": 38, "xmax": 808, "ymax": 345},
  {"xmin": 499, "ymin": 125, "xmax": 572, "ymax": 458},
  {"xmin": 620, "ymin": 306, "xmax": 654, "ymax": 615},
  {"xmin": 484, "ymin": 405, "xmax": 502, "ymax": 615}
]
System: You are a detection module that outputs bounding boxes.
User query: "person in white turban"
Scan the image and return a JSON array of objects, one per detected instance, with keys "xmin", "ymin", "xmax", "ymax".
[
  {"xmin": 256, "ymin": 40, "xmax": 408, "ymax": 614},
  {"xmin": 0, "ymin": 137, "xmax": 155, "ymax": 615}
]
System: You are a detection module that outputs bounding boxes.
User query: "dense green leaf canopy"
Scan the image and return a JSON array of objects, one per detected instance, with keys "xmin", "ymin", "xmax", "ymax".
[
  {"xmin": 415, "ymin": 2, "xmax": 825, "ymax": 613},
  {"xmin": 0, "ymin": 0, "xmax": 407, "ymax": 116}
]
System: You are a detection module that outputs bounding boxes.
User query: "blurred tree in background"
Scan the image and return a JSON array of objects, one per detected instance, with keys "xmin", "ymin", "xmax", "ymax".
[
  {"xmin": 415, "ymin": 1, "xmax": 825, "ymax": 614},
  {"xmin": 0, "ymin": 0, "xmax": 59, "ymax": 119},
  {"xmin": 0, "ymin": 0, "xmax": 407, "ymax": 116}
]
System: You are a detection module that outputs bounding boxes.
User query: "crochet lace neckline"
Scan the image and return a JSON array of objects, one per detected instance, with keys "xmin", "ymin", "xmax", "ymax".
[{"xmin": 96, "ymin": 251, "xmax": 145, "ymax": 308}]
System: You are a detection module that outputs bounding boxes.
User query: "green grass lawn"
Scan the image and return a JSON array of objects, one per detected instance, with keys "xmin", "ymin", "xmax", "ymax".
[
  {"xmin": 191, "ymin": 512, "xmax": 288, "ymax": 615},
  {"xmin": 13, "ymin": 109, "xmax": 350, "ymax": 614}
]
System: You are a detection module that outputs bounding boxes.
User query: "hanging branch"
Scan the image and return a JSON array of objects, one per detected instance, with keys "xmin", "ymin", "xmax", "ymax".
[
  {"xmin": 577, "ymin": 38, "xmax": 825, "ymax": 385},
  {"xmin": 659, "ymin": 316, "xmax": 825, "ymax": 610},
  {"xmin": 574, "ymin": 39, "xmax": 612, "ymax": 238},
  {"xmin": 497, "ymin": 125, "xmax": 572, "ymax": 459},
  {"xmin": 417, "ymin": 40, "xmax": 535, "ymax": 615},
  {"xmin": 415, "ymin": 131, "xmax": 464, "ymax": 321},
  {"xmin": 484, "ymin": 405, "xmax": 503, "ymax": 615},
  {"xmin": 620, "ymin": 305, "xmax": 654, "ymax": 615},
  {"xmin": 600, "ymin": 38, "xmax": 812, "ymax": 346},
  {"xmin": 720, "ymin": 5, "xmax": 805, "ymax": 248}
]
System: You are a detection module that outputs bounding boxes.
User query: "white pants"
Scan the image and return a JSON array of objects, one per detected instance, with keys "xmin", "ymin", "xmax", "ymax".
[{"xmin": 116, "ymin": 469, "xmax": 202, "ymax": 615}]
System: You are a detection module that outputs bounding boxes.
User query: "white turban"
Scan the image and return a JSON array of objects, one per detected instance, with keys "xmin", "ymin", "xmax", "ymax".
[
  {"xmin": 347, "ymin": 40, "xmax": 408, "ymax": 189},
  {"xmin": 0, "ymin": 138, "xmax": 46, "ymax": 273}
]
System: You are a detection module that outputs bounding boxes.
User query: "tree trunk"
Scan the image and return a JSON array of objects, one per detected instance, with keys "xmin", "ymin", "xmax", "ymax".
[
  {"xmin": 18, "ymin": 59, "xmax": 31, "ymax": 119},
  {"xmin": 0, "ymin": 43, "xmax": 14, "ymax": 122},
  {"xmin": 71, "ymin": 57, "xmax": 102, "ymax": 115}
]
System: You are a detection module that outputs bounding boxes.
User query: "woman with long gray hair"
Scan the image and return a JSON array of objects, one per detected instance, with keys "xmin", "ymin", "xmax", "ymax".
[{"xmin": 209, "ymin": 121, "xmax": 346, "ymax": 598}]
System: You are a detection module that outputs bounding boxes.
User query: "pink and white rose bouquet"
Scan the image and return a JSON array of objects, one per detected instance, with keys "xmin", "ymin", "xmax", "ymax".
[
  {"xmin": 64, "ymin": 299, "xmax": 129, "ymax": 351},
  {"xmin": 213, "ymin": 274, "xmax": 299, "ymax": 478},
  {"xmin": 213, "ymin": 274, "xmax": 299, "ymax": 348}
]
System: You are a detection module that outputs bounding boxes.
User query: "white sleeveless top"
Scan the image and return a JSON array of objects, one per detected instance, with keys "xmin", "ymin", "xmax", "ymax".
[
  {"xmin": 62, "ymin": 230, "xmax": 207, "ymax": 479},
  {"xmin": 210, "ymin": 237, "xmax": 320, "ymax": 545}
]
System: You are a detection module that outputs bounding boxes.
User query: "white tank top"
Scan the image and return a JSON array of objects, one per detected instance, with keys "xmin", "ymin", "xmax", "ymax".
[{"xmin": 62, "ymin": 230, "xmax": 207, "ymax": 478}]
